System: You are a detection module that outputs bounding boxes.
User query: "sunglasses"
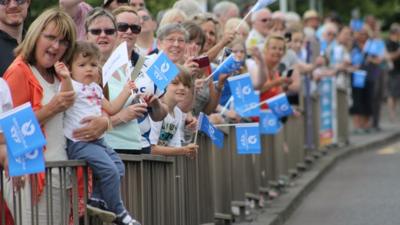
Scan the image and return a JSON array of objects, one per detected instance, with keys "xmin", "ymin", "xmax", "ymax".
[
  {"xmin": 260, "ymin": 18, "xmax": 271, "ymax": 23},
  {"xmin": 88, "ymin": 28, "xmax": 116, "ymax": 36},
  {"xmin": 0, "ymin": 0, "xmax": 27, "ymax": 5},
  {"xmin": 141, "ymin": 15, "xmax": 151, "ymax": 22},
  {"xmin": 116, "ymin": 0, "xmax": 128, "ymax": 3},
  {"xmin": 117, "ymin": 23, "xmax": 141, "ymax": 34}
]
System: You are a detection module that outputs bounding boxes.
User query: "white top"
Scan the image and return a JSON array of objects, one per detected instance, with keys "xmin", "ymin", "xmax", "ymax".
[
  {"xmin": 31, "ymin": 66, "xmax": 68, "ymax": 188},
  {"xmin": 149, "ymin": 106, "xmax": 182, "ymax": 147},
  {"xmin": 0, "ymin": 78, "xmax": 13, "ymax": 114},
  {"xmin": 63, "ymin": 80, "xmax": 103, "ymax": 141},
  {"xmin": 135, "ymin": 53, "xmax": 165, "ymax": 148},
  {"xmin": 246, "ymin": 29, "xmax": 266, "ymax": 52}
]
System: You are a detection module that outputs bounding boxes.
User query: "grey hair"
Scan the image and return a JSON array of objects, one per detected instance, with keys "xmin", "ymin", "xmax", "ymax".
[
  {"xmin": 156, "ymin": 23, "xmax": 189, "ymax": 42},
  {"xmin": 251, "ymin": 8, "xmax": 271, "ymax": 22},
  {"xmin": 213, "ymin": 1, "xmax": 239, "ymax": 18},
  {"xmin": 173, "ymin": 0, "xmax": 204, "ymax": 17},
  {"xmin": 85, "ymin": 7, "xmax": 117, "ymax": 32}
]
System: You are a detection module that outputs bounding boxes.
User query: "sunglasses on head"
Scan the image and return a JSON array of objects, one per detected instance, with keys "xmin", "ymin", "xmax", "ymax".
[
  {"xmin": 0, "ymin": 0, "xmax": 27, "ymax": 5},
  {"xmin": 88, "ymin": 28, "xmax": 116, "ymax": 36},
  {"xmin": 116, "ymin": 0, "xmax": 128, "ymax": 3},
  {"xmin": 117, "ymin": 23, "xmax": 141, "ymax": 34}
]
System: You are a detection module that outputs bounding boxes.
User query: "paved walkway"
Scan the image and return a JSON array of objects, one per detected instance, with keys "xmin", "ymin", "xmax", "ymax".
[{"xmin": 238, "ymin": 106, "xmax": 400, "ymax": 225}]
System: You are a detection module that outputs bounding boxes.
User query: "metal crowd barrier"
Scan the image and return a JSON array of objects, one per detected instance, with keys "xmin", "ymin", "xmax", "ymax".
[
  {"xmin": 1, "ymin": 160, "xmax": 88, "ymax": 225},
  {"xmin": 119, "ymin": 154, "xmax": 175, "ymax": 225},
  {"xmin": 336, "ymin": 87, "xmax": 349, "ymax": 145}
]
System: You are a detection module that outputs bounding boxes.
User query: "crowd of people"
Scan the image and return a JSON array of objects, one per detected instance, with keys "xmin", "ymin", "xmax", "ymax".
[{"xmin": 0, "ymin": 0, "xmax": 399, "ymax": 224}]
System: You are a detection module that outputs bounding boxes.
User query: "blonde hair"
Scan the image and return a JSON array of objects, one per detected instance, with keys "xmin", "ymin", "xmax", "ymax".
[
  {"xmin": 112, "ymin": 5, "xmax": 138, "ymax": 17},
  {"xmin": 159, "ymin": 8, "xmax": 187, "ymax": 28},
  {"xmin": 264, "ymin": 34, "xmax": 287, "ymax": 53},
  {"xmin": 15, "ymin": 7, "xmax": 76, "ymax": 65},
  {"xmin": 224, "ymin": 17, "xmax": 250, "ymax": 37}
]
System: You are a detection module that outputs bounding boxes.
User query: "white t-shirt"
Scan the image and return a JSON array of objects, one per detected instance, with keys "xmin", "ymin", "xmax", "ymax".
[
  {"xmin": 63, "ymin": 80, "xmax": 103, "ymax": 141},
  {"xmin": 0, "ymin": 78, "xmax": 13, "ymax": 114},
  {"xmin": 133, "ymin": 53, "xmax": 165, "ymax": 148},
  {"xmin": 149, "ymin": 106, "xmax": 182, "ymax": 147}
]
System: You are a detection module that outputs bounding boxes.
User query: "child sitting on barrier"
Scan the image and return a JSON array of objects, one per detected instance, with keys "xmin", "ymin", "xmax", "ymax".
[
  {"xmin": 149, "ymin": 67, "xmax": 199, "ymax": 158},
  {"xmin": 58, "ymin": 41, "xmax": 141, "ymax": 225}
]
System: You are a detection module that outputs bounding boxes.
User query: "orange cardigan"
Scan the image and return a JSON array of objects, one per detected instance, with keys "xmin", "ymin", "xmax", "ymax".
[{"xmin": 4, "ymin": 56, "xmax": 46, "ymax": 203}]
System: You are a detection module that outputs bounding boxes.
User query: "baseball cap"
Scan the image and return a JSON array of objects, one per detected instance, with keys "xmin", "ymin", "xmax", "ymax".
[{"xmin": 303, "ymin": 10, "xmax": 319, "ymax": 20}]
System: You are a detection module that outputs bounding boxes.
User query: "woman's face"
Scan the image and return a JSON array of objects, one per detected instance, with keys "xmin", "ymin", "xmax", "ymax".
[
  {"xmin": 264, "ymin": 38, "xmax": 285, "ymax": 67},
  {"xmin": 201, "ymin": 21, "xmax": 217, "ymax": 52},
  {"xmin": 35, "ymin": 21, "xmax": 69, "ymax": 70},
  {"xmin": 86, "ymin": 16, "xmax": 117, "ymax": 60},
  {"xmin": 158, "ymin": 31, "xmax": 186, "ymax": 63},
  {"xmin": 115, "ymin": 12, "xmax": 141, "ymax": 53}
]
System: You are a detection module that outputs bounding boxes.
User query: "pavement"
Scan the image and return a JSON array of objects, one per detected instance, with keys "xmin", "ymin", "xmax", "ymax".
[{"xmin": 236, "ymin": 107, "xmax": 400, "ymax": 225}]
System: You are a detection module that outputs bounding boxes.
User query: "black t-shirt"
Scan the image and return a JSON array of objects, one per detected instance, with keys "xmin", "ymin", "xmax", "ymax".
[
  {"xmin": 0, "ymin": 30, "xmax": 18, "ymax": 77},
  {"xmin": 386, "ymin": 39, "xmax": 400, "ymax": 74}
]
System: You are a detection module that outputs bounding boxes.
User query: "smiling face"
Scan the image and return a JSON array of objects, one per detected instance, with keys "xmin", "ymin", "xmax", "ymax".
[
  {"xmin": 34, "ymin": 21, "xmax": 69, "ymax": 71},
  {"xmin": 115, "ymin": 11, "xmax": 140, "ymax": 53},
  {"xmin": 167, "ymin": 77, "xmax": 187, "ymax": 103},
  {"xmin": 264, "ymin": 38, "xmax": 285, "ymax": 67},
  {"xmin": 0, "ymin": 0, "xmax": 30, "ymax": 28},
  {"xmin": 158, "ymin": 31, "xmax": 186, "ymax": 63},
  {"xmin": 201, "ymin": 20, "xmax": 217, "ymax": 52},
  {"xmin": 70, "ymin": 53, "xmax": 100, "ymax": 85},
  {"xmin": 289, "ymin": 32, "xmax": 304, "ymax": 53},
  {"xmin": 86, "ymin": 16, "xmax": 117, "ymax": 61}
]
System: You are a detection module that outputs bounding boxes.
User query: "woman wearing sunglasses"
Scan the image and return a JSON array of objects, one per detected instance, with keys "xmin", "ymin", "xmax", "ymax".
[{"xmin": 110, "ymin": 6, "xmax": 167, "ymax": 155}]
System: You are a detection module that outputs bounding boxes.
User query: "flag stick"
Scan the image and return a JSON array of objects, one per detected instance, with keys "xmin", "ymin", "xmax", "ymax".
[{"xmin": 220, "ymin": 96, "xmax": 233, "ymax": 116}]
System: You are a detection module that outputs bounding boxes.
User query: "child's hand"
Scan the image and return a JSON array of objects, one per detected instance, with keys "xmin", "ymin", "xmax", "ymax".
[
  {"xmin": 123, "ymin": 80, "xmax": 137, "ymax": 94},
  {"xmin": 54, "ymin": 61, "xmax": 71, "ymax": 80}
]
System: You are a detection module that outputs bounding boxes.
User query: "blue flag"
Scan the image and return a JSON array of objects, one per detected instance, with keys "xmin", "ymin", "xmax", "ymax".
[
  {"xmin": 213, "ymin": 54, "xmax": 243, "ymax": 78},
  {"xmin": 352, "ymin": 70, "xmax": 367, "ymax": 88},
  {"xmin": 260, "ymin": 110, "xmax": 282, "ymax": 134},
  {"xmin": 266, "ymin": 93, "xmax": 293, "ymax": 118},
  {"xmin": 252, "ymin": 0, "xmax": 277, "ymax": 12},
  {"xmin": 235, "ymin": 123, "xmax": 261, "ymax": 154},
  {"xmin": 7, "ymin": 148, "xmax": 45, "ymax": 177},
  {"xmin": 228, "ymin": 73, "xmax": 260, "ymax": 117},
  {"xmin": 0, "ymin": 103, "xmax": 46, "ymax": 157},
  {"xmin": 146, "ymin": 51, "xmax": 180, "ymax": 90},
  {"xmin": 198, "ymin": 112, "xmax": 224, "ymax": 149}
]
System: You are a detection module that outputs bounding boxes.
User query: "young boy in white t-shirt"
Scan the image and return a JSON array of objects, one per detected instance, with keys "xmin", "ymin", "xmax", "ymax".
[{"xmin": 149, "ymin": 69, "xmax": 198, "ymax": 158}]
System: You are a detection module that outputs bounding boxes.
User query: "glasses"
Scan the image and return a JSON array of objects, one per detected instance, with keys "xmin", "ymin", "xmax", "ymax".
[
  {"xmin": 116, "ymin": 0, "xmax": 128, "ymax": 3},
  {"xmin": 163, "ymin": 38, "xmax": 186, "ymax": 45},
  {"xmin": 42, "ymin": 34, "xmax": 69, "ymax": 48},
  {"xmin": 141, "ymin": 15, "xmax": 151, "ymax": 22},
  {"xmin": 192, "ymin": 13, "xmax": 219, "ymax": 25},
  {"xmin": 260, "ymin": 18, "xmax": 271, "ymax": 23},
  {"xmin": 131, "ymin": 2, "xmax": 144, "ymax": 8},
  {"xmin": 117, "ymin": 23, "xmax": 141, "ymax": 34},
  {"xmin": 0, "ymin": 0, "xmax": 27, "ymax": 5},
  {"xmin": 88, "ymin": 28, "xmax": 116, "ymax": 36}
]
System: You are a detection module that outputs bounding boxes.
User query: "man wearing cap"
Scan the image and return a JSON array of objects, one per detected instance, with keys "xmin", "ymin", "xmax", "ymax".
[
  {"xmin": 103, "ymin": 0, "xmax": 129, "ymax": 11},
  {"xmin": 302, "ymin": 9, "xmax": 320, "ymax": 63},
  {"xmin": 60, "ymin": 0, "xmax": 93, "ymax": 41}
]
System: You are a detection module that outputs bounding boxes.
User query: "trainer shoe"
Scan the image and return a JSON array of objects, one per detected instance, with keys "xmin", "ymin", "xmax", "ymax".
[
  {"xmin": 114, "ymin": 211, "xmax": 141, "ymax": 225},
  {"xmin": 87, "ymin": 199, "xmax": 116, "ymax": 223}
]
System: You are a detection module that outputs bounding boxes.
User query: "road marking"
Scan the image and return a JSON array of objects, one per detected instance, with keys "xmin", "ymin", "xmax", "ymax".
[{"xmin": 377, "ymin": 146, "xmax": 400, "ymax": 155}]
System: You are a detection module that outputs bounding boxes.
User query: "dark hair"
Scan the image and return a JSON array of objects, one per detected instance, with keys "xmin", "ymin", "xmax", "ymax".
[
  {"xmin": 68, "ymin": 41, "xmax": 100, "ymax": 67},
  {"xmin": 181, "ymin": 21, "xmax": 205, "ymax": 50}
]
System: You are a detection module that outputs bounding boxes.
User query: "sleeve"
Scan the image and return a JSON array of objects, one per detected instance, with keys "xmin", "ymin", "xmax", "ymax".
[
  {"xmin": 168, "ymin": 108, "xmax": 183, "ymax": 147},
  {"xmin": 4, "ymin": 63, "xmax": 32, "ymax": 108},
  {"xmin": 149, "ymin": 118, "xmax": 162, "ymax": 145}
]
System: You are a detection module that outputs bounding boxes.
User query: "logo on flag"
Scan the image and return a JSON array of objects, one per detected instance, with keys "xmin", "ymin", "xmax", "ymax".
[
  {"xmin": 235, "ymin": 123, "xmax": 261, "ymax": 154},
  {"xmin": 198, "ymin": 112, "xmax": 224, "ymax": 149},
  {"xmin": 0, "ymin": 103, "xmax": 46, "ymax": 157},
  {"xmin": 102, "ymin": 41, "xmax": 130, "ymax": 86},
  {"xmin": 7, "ymin": 148, "xmax": 45, "ymax": 177},
  {"xmin": 228, "ymin": 73, "xmax": 260, "ymax": 117},
  {"xmin": 146, "ymin": 52, "xmax": 179, "ymax": 90},
  {"xmin": 260, "ymin": 110, "xmax": 282, "ymax": 134},
  {"xmin": 266, "ymin": 93, "xmax": 293, "ymax": 118}
]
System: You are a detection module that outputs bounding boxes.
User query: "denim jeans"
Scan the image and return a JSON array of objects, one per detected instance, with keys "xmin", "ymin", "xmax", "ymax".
[{"xmin": 66, "ymin": 138, "xmax": 125, "ymax": 214}]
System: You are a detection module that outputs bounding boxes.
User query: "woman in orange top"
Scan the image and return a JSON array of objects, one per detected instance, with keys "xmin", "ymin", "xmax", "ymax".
[
  {"xmin": 252, "ymin": 34, "xmax": 292, "ymax": 109},
  {"xmin": 3, "ymin": 8, "xmax": 109, "ymax": 225}
]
